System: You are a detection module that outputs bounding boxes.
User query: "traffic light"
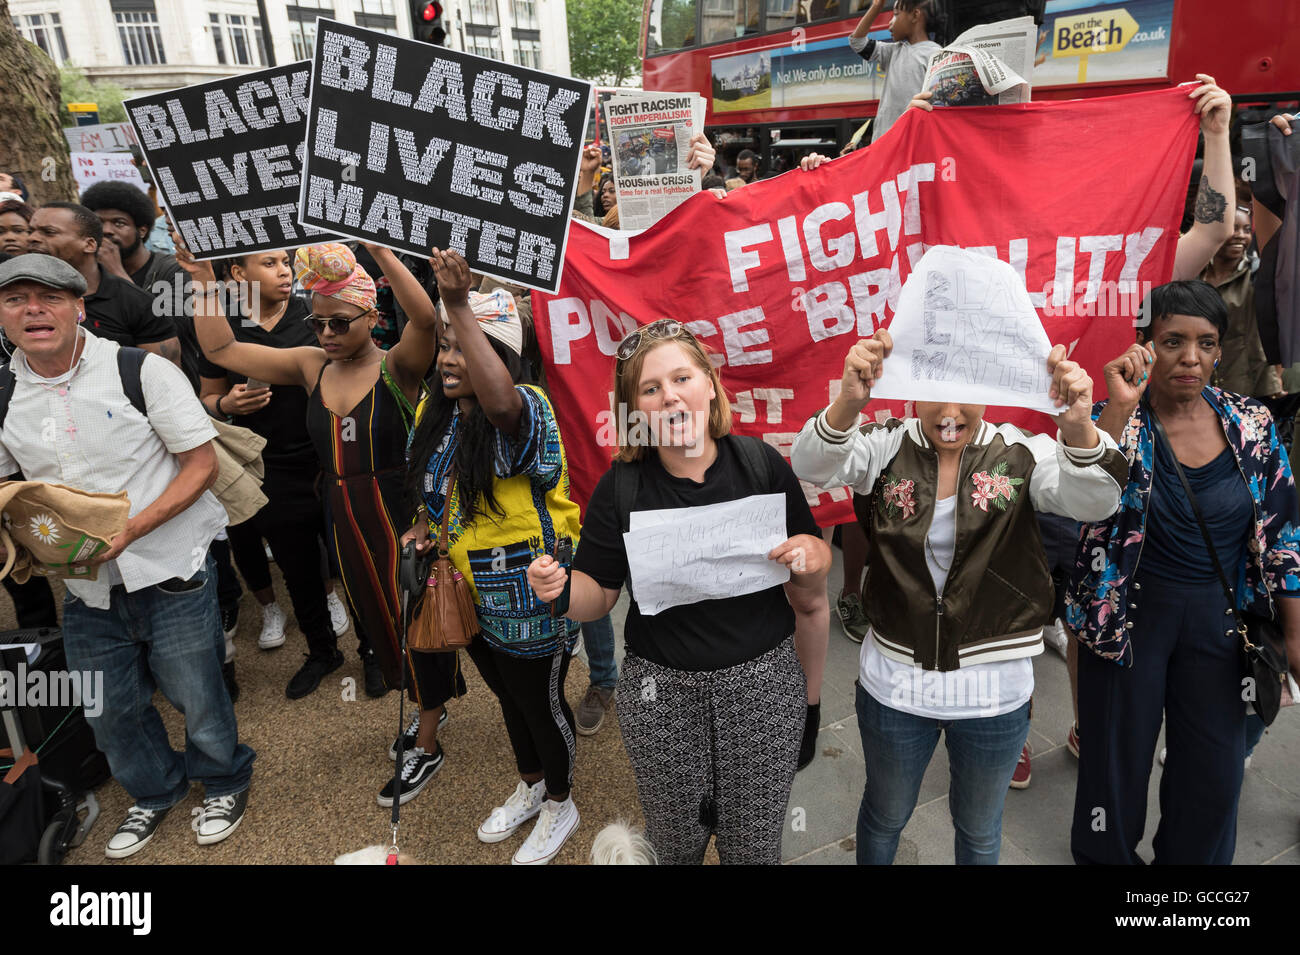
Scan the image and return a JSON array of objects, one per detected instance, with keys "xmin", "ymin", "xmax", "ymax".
[{"xmin": 409, "ymin": 0, "xmax": 446, "ymax": 45}]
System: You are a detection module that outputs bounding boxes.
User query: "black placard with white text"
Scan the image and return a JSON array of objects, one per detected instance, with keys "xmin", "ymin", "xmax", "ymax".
[
  {"xmin": 297, "ymin": 19, "xmax": 592, "ymax": 293},
  {"xmin": 124, "ymin": 62, "xmax": 338, "ymax": 260}
]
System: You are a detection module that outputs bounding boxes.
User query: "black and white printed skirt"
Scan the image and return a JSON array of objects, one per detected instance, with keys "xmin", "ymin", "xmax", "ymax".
[{"xmin": 615, "ymin": 636, "xmax": 806, "ymax": 865}]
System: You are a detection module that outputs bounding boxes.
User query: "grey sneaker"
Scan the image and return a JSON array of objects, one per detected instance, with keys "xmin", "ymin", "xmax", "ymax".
[
  {"xmin": 836, "ymin": 592, "xmax": 869, "ymax": 643},
  {"xmin": 105, "ymin": 804, "xmax": 171, "ymax": 859},
  {"xmin": 574, "ymin": 686, "xmax": 614, "ymax": 736}
]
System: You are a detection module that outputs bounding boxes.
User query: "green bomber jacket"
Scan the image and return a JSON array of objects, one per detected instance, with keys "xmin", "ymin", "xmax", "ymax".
[{"xmin": 792, "ymin": 412, "xmax": 1128, "ymax": 671}]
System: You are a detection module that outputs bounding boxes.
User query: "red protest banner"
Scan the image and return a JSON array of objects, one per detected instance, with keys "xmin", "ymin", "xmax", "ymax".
[{"xmin": 535, "ymin": 86, "xmax": 1199, "ymax": 526}]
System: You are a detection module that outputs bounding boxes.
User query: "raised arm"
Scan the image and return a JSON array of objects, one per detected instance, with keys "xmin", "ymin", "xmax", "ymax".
[
  {"xmin": 1173, "ymin": 76, "xmax": 1234, "ymax": 280},
  {"xmin": 173, "ymin": 233, "xmax": 323, "ymax": 390},
  {"xmin": 431, "ymin": 248, "xmax": 524, "ymax": 435},
  {"xmin": 851, "ymin": 0, "xmax": 885, "ymax": 40},
  {"xmin": 368, "ymin": 243, "xmax": 438, "ymax": 396}
]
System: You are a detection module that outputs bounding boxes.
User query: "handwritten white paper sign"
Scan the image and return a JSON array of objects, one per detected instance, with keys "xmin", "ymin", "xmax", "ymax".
[
  {"xmin": 623, "ymin": 493, "xmax": 789, "ymax": 615},
  {"xmin": 870, "ymin": 245, "xmax": 1057, "ymax": 414}
]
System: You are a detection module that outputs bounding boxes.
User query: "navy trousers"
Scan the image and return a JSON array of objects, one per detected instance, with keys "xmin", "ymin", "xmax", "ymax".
[{"xmin": 1072, "ymin": 573, "xmax": 1247, "ymax": 864}]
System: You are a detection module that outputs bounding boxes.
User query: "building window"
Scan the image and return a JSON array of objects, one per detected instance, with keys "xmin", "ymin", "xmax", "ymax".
[
  {"xmin": 511, "ymin": 0, "xmax": 538, "ymax": 29},
  {"xmin": 288, "ymin": 5, "xmax": 334, "ymax": 59},
  {"xmin": 113, "ymin": 6, "xmax": 167, "ymax": 65},
  {"xmin": 210, "ymin": 12, "xmax": 266, "ymax": 66},
  {"xmin": 512, "ymin": 35, "xmax": 541, "ymax": 68},
  {"xmin": 13, "ymin": 12, "xmax": 70, "ymax": 65},
  {"xmin": 468, "ymin": 0, "xmax": 499, "ymax": 26},
  {"xmin": 465, "ymin": 26, "xmax": 501, "ymax": 59},
  {"xmin": 355, "ymin": 0, "xmax": 397, "ymax": 31}
]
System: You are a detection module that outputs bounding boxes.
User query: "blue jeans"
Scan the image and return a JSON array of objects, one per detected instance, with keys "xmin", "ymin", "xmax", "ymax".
[
  {"xmin": 61, "ymin": 557, "xmax": 255, "ymax": 811},
  {"xmin": 855, "ymin": 682, "xmax": 1029, "ymax": 865},
  {"xmin": 582, "ymin": 613, "xmax": 618, "ymax": 689}
]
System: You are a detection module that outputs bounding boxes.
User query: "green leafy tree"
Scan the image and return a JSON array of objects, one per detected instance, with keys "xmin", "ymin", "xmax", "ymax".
[
  {"xmin": 58, "ymin": 62, "xmax": 131, "ymax": 125},
  {"xmin": 567, "ymin": 0, "xmax": 643, "ymax": 86}
]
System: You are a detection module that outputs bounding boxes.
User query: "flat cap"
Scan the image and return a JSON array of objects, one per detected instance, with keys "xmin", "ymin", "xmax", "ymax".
[{"xmin": 0, "ymin": 253, "xmax": 87, "ymax": 296}]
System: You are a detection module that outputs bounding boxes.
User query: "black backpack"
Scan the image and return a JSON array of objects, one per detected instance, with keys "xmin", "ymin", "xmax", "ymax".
[
  {"xmin": 611, "ymin": 433, "xmax": 774, "ymax": 534},
  {"xmin": 0, "ymin": 347, "xmax": 148, "ymax": 431}
]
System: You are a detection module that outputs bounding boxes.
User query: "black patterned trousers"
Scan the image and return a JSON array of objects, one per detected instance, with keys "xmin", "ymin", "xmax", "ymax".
[{"xmin": 616, "ymin": 637, "xmax": 805, "ymax": 865}]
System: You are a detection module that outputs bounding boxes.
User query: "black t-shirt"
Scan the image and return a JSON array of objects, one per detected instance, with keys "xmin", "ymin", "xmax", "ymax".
[
  {"xmin": 196, "ymin": 297, "xmax": 318, "ymax": 473},
  {"xmin": 573, "ymin": 436, "xmax": 820, "ymax": 672},
  {"xmin": 83, "ymin": 265, "xmax": 175, "ymax": 349},
  {"xmin": 128, "ymin": 251, "xmax": 201, "ymax": 392}
]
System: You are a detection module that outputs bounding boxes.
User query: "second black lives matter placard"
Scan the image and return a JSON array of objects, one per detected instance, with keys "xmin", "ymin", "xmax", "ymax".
[
  {"xmin": 298, "ymin": 19, "xmax": 593, "ymax": 293},
  {"xmin": 125, "ymin": 62, "xmax": 337, "ymax": 260}
]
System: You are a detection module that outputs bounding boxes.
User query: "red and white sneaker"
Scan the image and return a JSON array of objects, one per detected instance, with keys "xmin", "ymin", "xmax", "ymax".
[{"xmin": 1009, "ymin": 742, "xmax": 1031, "ymax": 789}]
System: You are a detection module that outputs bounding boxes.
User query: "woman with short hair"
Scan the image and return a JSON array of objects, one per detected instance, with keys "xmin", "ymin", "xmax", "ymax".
[{"xmin": 1067, "ymin": 279, "xmax": 1300, "ymax": 865}]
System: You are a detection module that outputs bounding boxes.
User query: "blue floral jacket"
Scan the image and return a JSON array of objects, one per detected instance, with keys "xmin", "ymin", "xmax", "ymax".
[{"xmin": 1065, "ymin": 387, "xmax": 1300, "ymax": 666}]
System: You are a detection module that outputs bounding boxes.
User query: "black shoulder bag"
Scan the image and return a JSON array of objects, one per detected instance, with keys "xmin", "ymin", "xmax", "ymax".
[{"xmin": 1147, "ymin": 404, "xmax": 1289, "ymax": 725}]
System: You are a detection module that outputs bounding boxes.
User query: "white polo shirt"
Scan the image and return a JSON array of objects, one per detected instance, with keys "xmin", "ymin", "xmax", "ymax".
[{"xmin": 0, "ymin": 331, "xmax": 227, "ymax": 609}]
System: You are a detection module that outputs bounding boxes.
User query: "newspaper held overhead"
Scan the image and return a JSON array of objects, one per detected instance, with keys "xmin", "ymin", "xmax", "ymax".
[
  {"xmin": 922, "ymin": 16, "xmax": 1038, "ymax": 107},
  {"xmin": 603, "ymin": 92, "xmax": 705, "ymax": 231}
]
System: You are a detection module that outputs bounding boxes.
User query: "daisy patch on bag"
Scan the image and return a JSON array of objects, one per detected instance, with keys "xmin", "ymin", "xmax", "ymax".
[
  {"xmin": 970, "ymin": 462, "xmax": 1023, "ymax": 512},
  {"xmin": 29, "ymin": 513, "xmax": 60, "ymax": 545}
]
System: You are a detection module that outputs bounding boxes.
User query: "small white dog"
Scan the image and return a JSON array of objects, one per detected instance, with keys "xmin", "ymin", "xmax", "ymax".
[{"xmin": 589, "ymin": 822, "xmax": 657, "ymax": 865}]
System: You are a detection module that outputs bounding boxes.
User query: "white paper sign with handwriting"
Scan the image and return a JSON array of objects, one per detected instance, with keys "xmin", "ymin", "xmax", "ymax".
[
  {"xmin": 623, "ymin": 493, "xmax": 789, "ymax": 615},
  {"xmin": 870, "ymin": 245, "xmax": 1058, "ymax": 414}
]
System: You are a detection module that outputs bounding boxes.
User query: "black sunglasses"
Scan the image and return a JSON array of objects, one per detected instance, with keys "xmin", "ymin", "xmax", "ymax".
[{"xmin": 304, "ymin": 308, "xmax": 374, "ymax": 335}]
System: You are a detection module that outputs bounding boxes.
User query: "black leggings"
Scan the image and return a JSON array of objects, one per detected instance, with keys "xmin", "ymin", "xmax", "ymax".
[
  {"xmin": 228, "ymin": 470, "xmax": 336, "ymax": 658},
  {"xmin": 467, "ymin": 638, "xmax": 575, "ymax": 797}
]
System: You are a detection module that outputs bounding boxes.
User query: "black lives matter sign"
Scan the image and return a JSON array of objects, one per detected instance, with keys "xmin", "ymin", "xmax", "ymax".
[
  {"xmin": 298, "ymin": 19, "xmax": 592, "ymax": 293},
  {"xmin": 125, "ymin": 62, "xmax": 335, "ymax": 260}
]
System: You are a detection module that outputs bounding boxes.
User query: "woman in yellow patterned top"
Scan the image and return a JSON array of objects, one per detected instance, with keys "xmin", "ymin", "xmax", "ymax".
[{"xmin": 402, "ymin": 249, "xmax": 583, "ymax": 866}]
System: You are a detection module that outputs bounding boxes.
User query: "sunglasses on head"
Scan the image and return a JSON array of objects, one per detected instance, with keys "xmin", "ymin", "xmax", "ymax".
[
  {"xmin": 304, "ymin": 308, "xmax": 374, "ymax": 336},
  {"xmin": 615, "ymin": 319, "xmax": 692, "ymax": 365}
]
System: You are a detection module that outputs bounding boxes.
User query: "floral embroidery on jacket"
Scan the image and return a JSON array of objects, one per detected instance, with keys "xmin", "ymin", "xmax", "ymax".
[
  {"xmin": 970, "ymin": 461, "xmax": 1023, "ymax": 512},
  {"xmin": 1066, "ymin": 388, "xmax": 1300, "ymax": 667},
  {"xmin": 879, "ymin": 476, "xmax": 917, "ymax": 519}
]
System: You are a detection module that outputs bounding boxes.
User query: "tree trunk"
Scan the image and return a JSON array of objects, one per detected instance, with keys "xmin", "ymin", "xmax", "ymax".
[{"xmin": 0, "ymin": 0, "xmax": 78, "ymax": 204}]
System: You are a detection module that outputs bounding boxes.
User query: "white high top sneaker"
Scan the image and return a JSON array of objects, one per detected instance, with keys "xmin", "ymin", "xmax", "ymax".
[
  {"xmin": 512, "ymin": 796, "xmax": 579, "ymax": 865},
  {"xmin": 258, "ymin": 602, "xmax": 287, "ymax": 649},
  {"xmin": 477, "ymin": 779, "xmax": 545, "ymax": 844}
]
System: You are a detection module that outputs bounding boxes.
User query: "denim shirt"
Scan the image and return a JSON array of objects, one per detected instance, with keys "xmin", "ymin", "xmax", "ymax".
[{"xmin": 1065, "ymin": 386, "xmax": 1300, "ymax": 666}]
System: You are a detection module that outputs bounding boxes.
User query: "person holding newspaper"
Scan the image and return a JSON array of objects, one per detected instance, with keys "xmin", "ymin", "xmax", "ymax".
[
  {"xmin": 849, "ymin": 0, "xmax": 941, "ymax": 143},
  {"xmin": 789, "ymin": 275, "xmax": 1127, "ymax": 865},
  {"xmin": 525, "ymin": 320, "xmax": 830, "ymax": 865}
]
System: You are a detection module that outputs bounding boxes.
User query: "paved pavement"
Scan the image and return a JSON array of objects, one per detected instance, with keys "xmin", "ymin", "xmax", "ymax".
[
  {"xmin": 17, "ymin": 542, "xmax": 1300, "ymax": 865},
  {"xmin": 604, "ymin": 546, "xmax": 1300, "ymax": 865}
]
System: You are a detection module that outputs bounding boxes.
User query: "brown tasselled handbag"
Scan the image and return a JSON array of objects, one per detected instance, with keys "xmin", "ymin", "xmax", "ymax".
[{"xmin": 408, "ymin": 475, "xmax": 479, "ymax": 652}]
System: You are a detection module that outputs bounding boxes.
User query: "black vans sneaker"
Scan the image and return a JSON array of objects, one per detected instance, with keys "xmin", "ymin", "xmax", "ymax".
[
  {"xmin": 388, "ymin": 708, "xmax": 448, "ymax": 760},
  {"xmin": 377, "ymin": 745, "xmax": 444, "ymax": 807}
]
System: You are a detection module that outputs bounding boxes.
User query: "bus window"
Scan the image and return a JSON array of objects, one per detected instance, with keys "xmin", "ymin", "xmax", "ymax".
[
  {"xmin": 765, "ymin": 0, "xmax": 798, "ymax": 33},
  {"xmin": 647, "ymin": 0, "xmax": 697, "ymax": 53},
  {"xmin": 799, "ymin": 0, "xmax": 875, "ymax": 25},
  {"xmin": 701, "ymin": 0, "xmax": 760, "ymax": 42}
]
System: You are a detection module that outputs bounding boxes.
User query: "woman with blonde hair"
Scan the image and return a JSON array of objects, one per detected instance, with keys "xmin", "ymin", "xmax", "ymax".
[{"xmin": 527, "ymin": 319, "xmax": 829, "ymax": 864}]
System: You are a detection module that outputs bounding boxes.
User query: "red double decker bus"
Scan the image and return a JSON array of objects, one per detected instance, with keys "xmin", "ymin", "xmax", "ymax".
[{"xmin": 640, "ymin": 0, "xmax": 1300, "ymax": 178}]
